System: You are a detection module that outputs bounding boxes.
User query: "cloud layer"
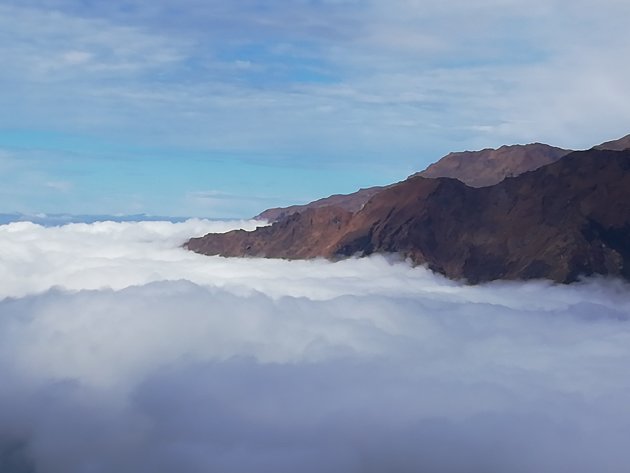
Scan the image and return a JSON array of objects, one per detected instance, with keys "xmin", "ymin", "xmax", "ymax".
[{"xmin": 1, "ymin": 220, "xmax": 630, "ymax": 472}]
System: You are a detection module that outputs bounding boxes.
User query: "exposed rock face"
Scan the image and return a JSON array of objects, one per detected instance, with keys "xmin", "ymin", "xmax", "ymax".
[
  {"xmin": 255, "ymin": 143, "xmax": 571, "ymax": 222},
  {"xmin": 187, "ymin": 149, "xmax": 630, "ymax": 284},
  {"xmin": 594, "ymin": 133, "xmax": 630, "ymax": 151},
  {"xmin": 191, "ymin": 205, "xmax": 355, "ymax": 259},
  {"xmin": 414, "ymin": 143, "xmax": 571, "ymax": 187}
]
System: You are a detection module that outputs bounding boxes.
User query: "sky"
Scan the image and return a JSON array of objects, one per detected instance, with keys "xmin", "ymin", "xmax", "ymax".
[
  {"xmin": 2, "ymin": 219, "xmax": 630, "ymax": 472},
  {"xmin": 1, "ymin": 0, "xmax": 630, "ymax": 217}
]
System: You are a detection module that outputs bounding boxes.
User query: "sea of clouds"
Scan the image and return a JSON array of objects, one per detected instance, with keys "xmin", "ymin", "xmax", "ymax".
[{"xmin": 1, "ymin": 218, "xmax": 630, "ymax": 473}]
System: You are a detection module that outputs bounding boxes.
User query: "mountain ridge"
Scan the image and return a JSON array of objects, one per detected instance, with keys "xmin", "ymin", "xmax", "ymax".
[
  {"xmin": 413, "ymin": 142, "xmax": 571, "ymax": 187},
  {"xmin": 593, "ymin": 133, "xmax": 630, "ymax": 151},
  {"xmin": 188, "ymin": 145, "xmax": 630, "ymax": 284},
  {"xmin": 256, "ymin": 142, "xmax": 572, "ymax": 222}
]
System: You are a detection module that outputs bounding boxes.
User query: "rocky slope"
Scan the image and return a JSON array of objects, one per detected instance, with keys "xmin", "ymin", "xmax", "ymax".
[
  {"xmin": 187, "ymin": 149, "xmax": 630, "ymax": 283},
  {"xmin": 256, "ymin": 143, "xmax": 571, "ymax": 222}
]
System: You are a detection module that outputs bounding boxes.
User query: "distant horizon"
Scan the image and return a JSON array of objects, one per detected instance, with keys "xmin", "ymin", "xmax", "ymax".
[{"xmin": 0, "ymin": 211, "xmax": 254, "ymax": 226}]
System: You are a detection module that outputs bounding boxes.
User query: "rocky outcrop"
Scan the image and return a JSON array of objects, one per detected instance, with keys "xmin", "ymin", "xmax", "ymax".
[
  {"xmin": 190, "ymin": 205, "xmax": 355, "ymax": 259},
  {"xmin": 187, "ymin": 149, "xmax": 630, "ymax": 284}
]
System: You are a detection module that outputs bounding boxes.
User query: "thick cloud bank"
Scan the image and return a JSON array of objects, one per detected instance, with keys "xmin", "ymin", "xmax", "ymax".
[{"xmin": 1, "ymin": 220, "xmax": 630, "ymax": 473}]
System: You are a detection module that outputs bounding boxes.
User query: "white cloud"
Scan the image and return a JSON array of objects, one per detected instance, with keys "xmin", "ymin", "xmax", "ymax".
[
  {"xmin": 0, "ymin": 219, "xmax": 268, "ymax": 298},
  {"xmin": 44, "ymin": 180, "xmax": 73, "ymax": 192},
  {"xmin": 0, "ymin": 220, "xmax": 630, "ymax": 471},
  {"xmin": 60, "ymin": 50, "xmax": 93, "ymax": 66}
]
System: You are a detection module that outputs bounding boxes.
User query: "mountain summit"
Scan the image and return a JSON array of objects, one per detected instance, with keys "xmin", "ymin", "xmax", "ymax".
[{"xmin": 413, "ymin": 143, "xmax": 570, "ymax": 187}]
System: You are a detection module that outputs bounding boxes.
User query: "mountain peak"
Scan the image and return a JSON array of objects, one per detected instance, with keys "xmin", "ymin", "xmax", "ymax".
[{"xmin": 415, "ymin": 142, "xmax": 571, "ymax": 187}]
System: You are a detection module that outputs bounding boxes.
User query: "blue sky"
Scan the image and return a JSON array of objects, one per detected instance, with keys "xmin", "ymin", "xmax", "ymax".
[{"xmin": 1, "ymin": 0, "xmax": 629, "ymax": 218}]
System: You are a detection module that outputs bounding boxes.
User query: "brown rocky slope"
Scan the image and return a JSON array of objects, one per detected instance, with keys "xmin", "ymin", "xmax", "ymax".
[{"xmin": 187, "ymin": 149, "xmax": 630, "ymax": 284}]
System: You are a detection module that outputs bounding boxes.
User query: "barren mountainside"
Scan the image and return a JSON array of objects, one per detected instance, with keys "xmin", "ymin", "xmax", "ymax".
[{"xmin": 188, "ymin": 149, "xmax": 630, "ymax": 283}]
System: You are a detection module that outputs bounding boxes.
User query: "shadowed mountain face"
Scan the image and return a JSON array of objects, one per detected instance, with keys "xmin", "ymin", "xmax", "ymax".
[
  {"xmin": 256, "ymin": 143, "xmax": 571, "ymax": 222},
  {"xmin": 187, "ymin": 149, "xmax": 630, "ymax": 284}
]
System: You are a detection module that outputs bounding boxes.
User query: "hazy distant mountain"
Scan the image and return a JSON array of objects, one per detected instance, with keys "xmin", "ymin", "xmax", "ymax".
[
  {"xmin": 256, "ymin": 142, "xmax": 571, "ymax": 222},
  {"xmin": 0, "ymin": 213, "xmax": 191, "ymax": 226},
  {"xmin": 188, "ymin": 148, "xmax": 630, "ymax": 284}
]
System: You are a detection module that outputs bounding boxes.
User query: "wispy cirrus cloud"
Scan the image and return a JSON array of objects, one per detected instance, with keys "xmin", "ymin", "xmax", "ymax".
[
  {"xmin": 4, "ymin": 0, "xmax": 628, "ymax": 150},
  {"xmin": 0, "ymin": 3, "xmax": 188, "ymax": 80}
]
